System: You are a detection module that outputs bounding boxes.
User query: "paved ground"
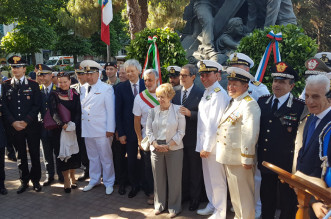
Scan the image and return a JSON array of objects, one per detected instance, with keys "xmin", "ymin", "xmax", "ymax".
[{"xmin": 0, "ymin": 152, "xmax": 235, "ymax": 219}]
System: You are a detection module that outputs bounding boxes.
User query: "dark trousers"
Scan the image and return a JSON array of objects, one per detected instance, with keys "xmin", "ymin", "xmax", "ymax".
[
  {"xmin": 141, "ymin": 150, "xmax": 154, "ymax": 195},
  {"xmin": 112, "ymin": 139, "xmax": 128, "ymax": 186},
  {"xmin": 182, "ymin": 144, "xmax": 204, "ymax": 201},
  {"xmin": 4, "ymin": 127, "xmax": 15, "ymax": 158},
  {"xmin": 260, "ymin": 173, "xmax": 297, "ymax": 219},
  {"xmin": 0, "ymin": 147, "xmax": 5, "ymax": 188},
  {"xmin": 10, "ymin": 125, "xmax": 41, "ymax": 184},
  {"xmin": 41, "ymin": 128, "xmax": 62, "ymax": 178},
  {"xmin": 126, "ymin": 140, "xmax": 141, "ymax": 188}
]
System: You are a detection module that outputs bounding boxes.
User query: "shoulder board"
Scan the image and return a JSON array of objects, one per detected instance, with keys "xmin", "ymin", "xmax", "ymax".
[
  {"xmin": 214, "ymin": 87, "xmax": 221, "ymax": 93},
  {"xmin": 252, "ymin": 81, "xmax": 261, "ymax": 86},
  {"xmin": 293, "ymin": 97, "xmax": 305, "ymax": 104},
  {"xmin": 39, "ymin": 85, "xmax": 43, "ymax": 90},
  {"xmin": 259, "ymin": 94, "xmax": 271, "ymax": 99},
  {"xmin": 52, "ymin": 84, "xmax": 57, "ymax": 90},
  {"xmin": 244, "ymin": 95, "xmax": 253, "ymax": 102},
  {"xmin": 3, "ymin": 79, "xmax": 11, "ymax": 83}
]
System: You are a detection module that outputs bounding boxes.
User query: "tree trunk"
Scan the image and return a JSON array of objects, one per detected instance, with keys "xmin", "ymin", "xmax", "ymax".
[
  {"xmin": 138, "ymin": 0, "xmax": 148, "ymax": 29},
  {"xmin": 73, "ymin": 54, "xmax": 77, "ymax": 66},
  {"xmin": 126, "ymin": 0, "xmax": 143, "ymax": 40},
  {"xmin": 31, "ymin": 53, "xmax": 36, "ymax": 66}
]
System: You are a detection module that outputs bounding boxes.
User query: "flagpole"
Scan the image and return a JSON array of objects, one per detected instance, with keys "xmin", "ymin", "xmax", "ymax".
[{"xmin": 107, "ymin": 44, "xmax": 111, "ymax": 62}]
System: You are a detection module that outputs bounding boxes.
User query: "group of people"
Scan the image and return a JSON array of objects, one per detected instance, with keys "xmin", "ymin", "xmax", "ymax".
[{"xmin": 0, "ymin": 51, "xmax": 330, "ymax": 219}]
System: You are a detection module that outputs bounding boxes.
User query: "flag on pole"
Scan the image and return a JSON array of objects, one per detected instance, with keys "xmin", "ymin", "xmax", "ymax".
[{"xmin": 99, "ymin": 0, "xmax": 113, "ymax": 45}]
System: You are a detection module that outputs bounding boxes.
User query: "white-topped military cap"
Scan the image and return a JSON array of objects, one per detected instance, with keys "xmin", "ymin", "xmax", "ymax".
[
  {"xmin": 80, "ymin": 60, "xmax": 102, "ymax": 73},
  {"xmin": 197, "ymin": 60, "xmax": 222, "ymax": 73},
  {"xmin": 227, "ymin": 67, "xmax": 254, "ymax": 82},
  {"xmin": 228, "ymin": 53, "xmax": 254, "ymax": 68},
  {"xmin": 166, "ymin": 66, "xmax": 181, "ymax": 76}
]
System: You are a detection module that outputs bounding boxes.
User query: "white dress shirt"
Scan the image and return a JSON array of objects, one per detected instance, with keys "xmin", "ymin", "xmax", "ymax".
[
  {"xmin": 315, "ymin": 106, "xmax": 331, "ymax": 127},
  {"xmin": 129, "ymin": 80, "xmax": 140, "ymax": 95},
  {"xmin": 272, "ymin": 92, "xmax": 290, "ymax": 109},
  {"xmin": 180, "ymin": 84, "xmax": 194, "ymax": 104}
]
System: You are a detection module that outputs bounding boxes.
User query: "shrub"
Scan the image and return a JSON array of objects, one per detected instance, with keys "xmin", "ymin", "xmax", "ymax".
[
  {"xmin": 237, "ymin": 24, "xmax": 318, "ymax": 96},
  {"xmin": 126, "ymin": 28, "xmax": 187, "ymax": 83}
]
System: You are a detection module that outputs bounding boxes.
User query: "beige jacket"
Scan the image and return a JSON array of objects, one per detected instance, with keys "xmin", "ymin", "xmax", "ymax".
[
  {"xmin": 146, "ymin": 104, "xmax": 186, "ymax": 151},
  {"xmin": 216, "ymin": 91, "xmax": 261, "ymax": 165}
]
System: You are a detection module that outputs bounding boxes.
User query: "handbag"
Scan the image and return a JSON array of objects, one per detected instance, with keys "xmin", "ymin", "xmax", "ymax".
[
  {"xmin": 57, "ymin": 103, "xmax": 71, "ymax": 123},
  {"xmin": 43, "ymin": 109, "xmax": 60, "ymax": 130}
]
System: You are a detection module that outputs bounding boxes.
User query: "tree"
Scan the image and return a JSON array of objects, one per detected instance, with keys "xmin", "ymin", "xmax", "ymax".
[
  {"xmin": 126, "ymin": 28, "xmax": 187, "ymax": 83},
  {"xmin": 237, "ymin": 24, "xmax": 318, "ymax": 96},
  {"xmin": 0, "ymin": 0, "xmax": 65, "ymax": 64},
  {"xmin": 293, "ymin": 0, "xmax": 331, "ymax": 51}
]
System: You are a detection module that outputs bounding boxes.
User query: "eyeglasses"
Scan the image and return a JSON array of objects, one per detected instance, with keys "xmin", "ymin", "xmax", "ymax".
[
  {"xmin": 57, "ymin": 72, "xmax": 70, "ymax": 78},
  {"xmin": 179, "ymin": 74, "xmax": 191, "ymax": 78},
  {"xmin": 76, "ymin": 72, "xmax": 85, "ymax": 75}
]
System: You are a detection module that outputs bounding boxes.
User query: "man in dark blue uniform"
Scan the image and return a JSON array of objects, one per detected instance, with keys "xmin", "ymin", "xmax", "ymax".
[
  {"xmin": 257, "ymin": 62, "xmax": 305, "ymax": 218},
  {"xmin": 0, "ymin": 78, "xmax": 8, "ymax": 195},
  {"xmin": 37, "ymin": 64, "xmax": 63, "ymax": 186},
  {"xmin": 1, "ymin": 56, "xmax": 42, "ymax": 194}
]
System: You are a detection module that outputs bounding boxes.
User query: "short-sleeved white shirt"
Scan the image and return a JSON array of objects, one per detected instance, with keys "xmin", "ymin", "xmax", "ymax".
[{"xmin": 132, "ymin": 91, "xmax": 157, "ymax": 138}]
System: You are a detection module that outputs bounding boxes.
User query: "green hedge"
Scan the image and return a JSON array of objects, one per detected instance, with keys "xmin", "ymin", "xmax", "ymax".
[{"xmin": 237, "ymin": 24, "xmax": 318, "ymax": 96}]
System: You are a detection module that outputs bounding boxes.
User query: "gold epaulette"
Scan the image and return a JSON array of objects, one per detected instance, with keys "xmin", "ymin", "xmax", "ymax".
[
  {"xmin": 214, "ymin": 87, "xmax": 221, "ymax": 93},
  {"xmin": 244, "ymin": 95, "xmax": 253, "ymax": 102},
  {"xmin": 252, "ymin": 81, "xmax": 261, "ymax": 86}
]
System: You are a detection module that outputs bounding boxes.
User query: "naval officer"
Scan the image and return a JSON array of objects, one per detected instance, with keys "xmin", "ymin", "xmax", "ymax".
[
  {"xmin": 80, "ymin": 60, "xmax": 116, "ymax": 195},
  {"xmin": 195, "ymin": 60, "xmax": 230, "ymax": 218},
  {"xmin": 216, "ymin": 67, "xmax": 260, "ymax": 219}
]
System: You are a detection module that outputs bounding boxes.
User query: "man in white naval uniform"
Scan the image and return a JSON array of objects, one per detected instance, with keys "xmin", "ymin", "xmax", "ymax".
[
  {"xmin": 228, "ymin": 52, "xmax": 269, "ymax": 218},
  {"xmin": 216, "ymin": 67, "xmax": 261, "ymax": 219},
  {"xmin": 196, "ymin": 60, "xmax": 230, "ymax": 218},
  {"xmin": 80, "ymin": 60, "xmax": 116, "ymax": 195}
]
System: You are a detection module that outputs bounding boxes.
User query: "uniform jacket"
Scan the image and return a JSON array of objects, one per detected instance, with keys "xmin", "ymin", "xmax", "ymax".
[
  {"xmin": 196, "ymin": 81, "xmax": 230, "ymax": 154},
  {"xmin": 296, "ymin": 110, "xmax": 331, "ymax": 178},
  {"xmin": 70, "ymin": 82, "xmax": 87, "ymax": 101},
  {"xmin": 1, "ymin": 77, "xmax": 41, "ymax": 126},
  {"xmin": 248, "ymin": 81, "xmax": 270, "ymax": 101},
  {"xmin": 216, "ymin": 91, "xmax": 261, "ymax": 165},
  {"xmin": 146, "ymin": 104, "xmax": 186, "ymax": 151},
  {"xmin": 40, "ymin": 83, "xmax": 57, "ymax": 119},
  {"xmin": 115, "ymin": 79, "xmax": 145, "ymax": 140},
  {"xmin": 81, "ymin": 79, "xmax": 115, "ymax": 138},
  {"xmin": 172, "ymin": 84, "xmax": 204, "ymax": 147},
  {"xmin": 257, "ymin": 93, "xmax": 305, "ymax": 173}
]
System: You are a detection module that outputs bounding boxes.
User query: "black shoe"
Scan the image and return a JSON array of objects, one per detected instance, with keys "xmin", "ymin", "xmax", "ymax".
[
  {"xmin": 118, "ymin": 185, "xmax": 126, "ymax": 195},
  {"xmin": 77, "ymin": 171, "xmax": 89, "ymax": 181},
  {"xmin": 17, "ymin": 183, "xmax": 29, "ymax": 194},
  {"xmin": 43, "ymin": 177, "xmax": 54, "ymax": 186},
  {"xmin": 189, "ymin": 199, "xmax": 200, "ymax": 211},
  {"xmin": 33, "ymin": 182, "xmax": 42, "ymax": 192},
  {"xmin": 64, "ymin": 188, "xmax": 71, "ymax": 193},
  {"xmin": 128, "ymin": 187, "xmax": 140, "ymax": 198},
  {"xmin": 0, "ymin": 187, "xmax": 8, "ymax": 195}
]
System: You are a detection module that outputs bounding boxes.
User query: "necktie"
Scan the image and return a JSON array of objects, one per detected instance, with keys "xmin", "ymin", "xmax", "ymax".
[
  {"xmin": 182, "ymin": 90, "xmax": 188, "ymax": 104},
  {"xmin": 45, "ymin": 87, "xmax": 49, "ymax": 97},
  {"xmin": 133, "ymin": 84, "xmax": 138, "ymax": 97},
  {"xmin": 88, "ymin": 85, "xmax": 91, "ymax": 93},
  {"xmin": 271, "ymin": 98, "xmax": 279, "ymax": 113},
  {"xmin": 304, "ymin": 115, "xmax": 318, "ymax": 150}
]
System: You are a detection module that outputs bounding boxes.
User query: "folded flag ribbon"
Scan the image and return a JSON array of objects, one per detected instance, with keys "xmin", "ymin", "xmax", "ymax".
[{"xmin": 142, "ymin": 36, "xmax": 162, "ymax": 84}]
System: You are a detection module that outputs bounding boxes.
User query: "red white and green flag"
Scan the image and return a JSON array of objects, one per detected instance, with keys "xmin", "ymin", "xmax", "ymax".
[
  {"xmin": 98, "ymin": 0, "xmax": 113, "ymax": 45},
  {"xmin": 142, "ymin": 36, "xmax": 162, "ymax": 84}
]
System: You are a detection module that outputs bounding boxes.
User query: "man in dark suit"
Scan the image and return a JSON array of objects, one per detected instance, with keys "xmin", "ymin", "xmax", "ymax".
[
  {"xmin": 257, "ymin": 62, "xmax": 305, "ymax": 218},
  {"xmin": 2, "ymin": 56, "xmax": 42, "ymax": 194},
  {"xmin": 172, "ymin": 64, "xmax": 204, "ymax": 211},
  {"xmin": 37, "ymin": 64, "xmax": 63, "ymax": 186},
  {"xmin": 296, "ymin": 75, "xmax": 331, "ymax": 218},
  {"xmin": 115, "ymin": 59, "xmax": 146, "ymax": 198}
]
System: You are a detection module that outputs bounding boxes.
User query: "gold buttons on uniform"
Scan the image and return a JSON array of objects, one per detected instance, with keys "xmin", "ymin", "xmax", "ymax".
[
  {"xmin": 224, "ymin": 136, "xmax": 226, "ymax": 138},
  {"xmin": 265, "ymin": 139, "xmax": 268, "ymax": 142},
  {"xmin": 267, "ymin": 130, "xmax": 270, "ymax": 132},
  {"xmin": 269, "ymin": 120, "xmax": 272, "ymax": 123},
  {"xmin": 264, "ymin": 149, "xmax": 267, "ymax": 151},
  {"xmin": 224, "ymin": 143, "xmax": 226, "ymax": 146}
]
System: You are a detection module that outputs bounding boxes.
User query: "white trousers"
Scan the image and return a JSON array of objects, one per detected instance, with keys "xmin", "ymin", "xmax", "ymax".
[
  {"xmin": 254, "ymin": 165, "xmax": 262, "ymax": 216},
  {"xmin": 202, "ymin": 154, "xmax": 227, "ymax": 219},
  {"xmin": 85, "ymin": 136, "xmax": 115, "ymax": 187}
]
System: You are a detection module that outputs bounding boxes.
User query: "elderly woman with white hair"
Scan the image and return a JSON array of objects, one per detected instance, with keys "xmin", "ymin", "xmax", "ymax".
[
  {"xmin": 115, "ymin": 59, "xmax": 146, "ymax": 198},
  {"xmin": 146, "ymin": 83, "xmax": 186, "ymax": 218}
]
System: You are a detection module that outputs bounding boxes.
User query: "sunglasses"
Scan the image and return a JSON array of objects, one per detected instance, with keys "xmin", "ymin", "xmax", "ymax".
[{"xmin": 57, "ymin": 72, "xmax": 70, "ymax": 77}]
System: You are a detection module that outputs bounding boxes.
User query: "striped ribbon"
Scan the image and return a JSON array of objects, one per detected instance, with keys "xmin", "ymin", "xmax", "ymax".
[
  {"xmin": 139, "ymin": 89, "xmax": 159, "ymax": 108},
  {"xmin": 255, "ymin": 31, "xmax": 282, "ymax": 82},
  {"xmin": 142, "ymin": 36, "xmax": 162, "ymax": 84}
]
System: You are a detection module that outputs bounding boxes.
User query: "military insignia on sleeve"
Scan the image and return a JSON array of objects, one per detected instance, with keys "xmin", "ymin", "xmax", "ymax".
[
  {"xmin": 244, "ymin": 95, "xmax": 253, "ymax": 102},
  {"xmin": 214, "ymin": 87, "xmax": 221, "ymax": 93}
]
